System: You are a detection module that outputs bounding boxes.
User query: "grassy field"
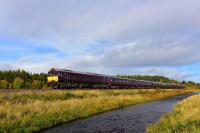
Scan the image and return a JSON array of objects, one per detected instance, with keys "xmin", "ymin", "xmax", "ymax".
[
  {"xmin": 147, "ymin": 92, "xmax": 200, "ymax": 133},
  {"xmin": 0, "ymin": 89, "xmax": 194, "ymax": 133}
]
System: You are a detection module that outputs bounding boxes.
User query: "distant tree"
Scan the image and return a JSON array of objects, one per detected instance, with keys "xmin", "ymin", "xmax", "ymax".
[
  {"xmin": 182, "ymin": 80, "xmax": 186, "ymax": 84},
  {"xmin": 188, "ymin": 81, "xmax": 195, "ymax": 85},
  {"xmin": 13, "ymin": 77, "xmax": 24, "ymax": 89},
  {"xmin": 31, "ymin": 80, "xmax": 41, "ymax": 89},
  {"xmin": 32, "ymin": 73, "xmax": 47, "ymax": 85},
  {"xmin": 24, "ymin": 81, "xmax": 31, "ymax": 89},
  {"xmin": 0, "ymin": 80, "xmax": 8, "ymax": 89},
  {"xmin": 116, "ymin": 75, "xmax": 179, "ymax": 84},
  {"xmin": 0, "ymin": 69, "xmax": 48, "ymax": 89},
  {"xmin": 159, "ymin": 79, "xmax": 164, "ymax": 83}
]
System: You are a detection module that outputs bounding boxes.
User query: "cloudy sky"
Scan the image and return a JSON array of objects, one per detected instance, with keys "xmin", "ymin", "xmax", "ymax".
[{"xmin": 0, "ymin": 0, "xmax": 200, "ymax": 82}]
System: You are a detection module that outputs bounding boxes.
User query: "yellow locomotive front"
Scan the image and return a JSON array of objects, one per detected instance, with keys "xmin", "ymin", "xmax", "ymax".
[
  {"xmin": 47, "ymin": 68, "xmax": 60, "ymax": 88},
  {"xmin": 47, "ymin": 76, "xmax": 58, "ymax": 82}
]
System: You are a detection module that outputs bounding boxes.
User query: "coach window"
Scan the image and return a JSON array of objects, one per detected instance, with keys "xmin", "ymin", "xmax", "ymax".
[
  {"xmin": 59, "ymin": 73, "xmax": 61, "ymax": 76},
  {"xmin": 48, "ymin": 72, "xmax": 52, "ymax": 76}
]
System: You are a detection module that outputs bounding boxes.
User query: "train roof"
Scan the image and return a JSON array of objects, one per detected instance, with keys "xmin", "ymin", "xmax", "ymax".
[{"xmin": 50, "ymin": 68, "xmax": 111, "ymax": 77}]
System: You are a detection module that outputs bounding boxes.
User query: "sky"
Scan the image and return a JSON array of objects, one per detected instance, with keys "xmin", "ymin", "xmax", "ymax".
[{"xmin": 0, "ymin": 0, "xmax": 200, "ymax": 82}]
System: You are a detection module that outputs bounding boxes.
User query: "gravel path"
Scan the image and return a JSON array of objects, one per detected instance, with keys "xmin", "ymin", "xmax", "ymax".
[{"xmin": 41, "ymin": 92, "xmax": 199, "ymax": 133}]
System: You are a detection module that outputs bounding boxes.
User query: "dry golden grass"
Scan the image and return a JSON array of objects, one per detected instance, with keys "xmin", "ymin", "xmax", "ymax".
[
  {"xmin": 147, "ymin": 92, "xmax": 200, "ymax": 133},
  {"xmin": 0, "ymin": 89, "xmax": 194, "ymax": 133}
]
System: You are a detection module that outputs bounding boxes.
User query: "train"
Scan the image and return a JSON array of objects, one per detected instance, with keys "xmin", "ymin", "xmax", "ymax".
[{"xmin": 47, "ymin": 68, "xmax": 185, "ymax": 89}]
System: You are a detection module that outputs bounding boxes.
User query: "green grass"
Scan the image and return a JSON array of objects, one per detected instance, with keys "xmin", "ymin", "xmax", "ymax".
[
  {"xmin": 147, "ymin": 93, "xmax": 200, "ymax": 133},
  {"xmin": 0, "ymin": 89, "xmax": 194, "ymax": 133}
]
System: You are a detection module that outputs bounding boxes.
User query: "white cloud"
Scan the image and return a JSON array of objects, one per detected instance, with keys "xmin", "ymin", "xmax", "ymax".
[{"xmin": 0, "ymin": 64, "xmax": 15, "ymax": 70}]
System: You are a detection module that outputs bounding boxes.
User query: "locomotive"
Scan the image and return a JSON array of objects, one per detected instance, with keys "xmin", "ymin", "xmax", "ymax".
[{"xmin": 47, "ymin": 68, "xmax": 185, "ymax": 89}]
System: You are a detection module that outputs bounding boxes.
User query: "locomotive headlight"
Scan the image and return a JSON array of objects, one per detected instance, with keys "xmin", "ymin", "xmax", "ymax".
[{"xmin": 47, "ymin": 76, "xmax": 58, "ymax": 82}]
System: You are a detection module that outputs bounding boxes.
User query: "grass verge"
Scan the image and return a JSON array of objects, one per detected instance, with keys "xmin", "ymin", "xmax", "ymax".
[
  {"xmin": 147, "ymin": 92, "xmax": 200, "ymax": 133},
  {"xmin": 0, "ymin": 89, "xmax": 194, "ymax": 133}
]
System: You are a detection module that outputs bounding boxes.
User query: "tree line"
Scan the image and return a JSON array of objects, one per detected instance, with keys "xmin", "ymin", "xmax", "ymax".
[{"xmin": 0, "ymin": 70, "xmax": 47, "ymax": 89}]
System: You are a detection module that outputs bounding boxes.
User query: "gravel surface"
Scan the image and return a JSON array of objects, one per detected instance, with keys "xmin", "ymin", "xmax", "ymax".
[{"xmin": 40, "ymin": 92, "xmax": 199, "ymax": 133}]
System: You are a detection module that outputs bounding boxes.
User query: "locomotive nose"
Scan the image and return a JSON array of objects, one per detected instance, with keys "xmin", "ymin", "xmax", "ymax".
[{"xmin": 47, "ymin": 76, "xmax": 58, "ymax": 82}]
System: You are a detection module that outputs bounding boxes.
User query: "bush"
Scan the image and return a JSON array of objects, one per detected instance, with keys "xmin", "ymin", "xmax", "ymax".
[
  {"xmin": 13, "ymin": 77, "xmax": 24, "ymax": 89},
  {"xmin": 31, "ymin": 80, "xmax": 41, "ymax": 89},
  {"xmin": 42, "ymin": 84, "xmax": 52, "ymax": 89},
  {"xmin": 0, "ymin": 80, "xmax": 9, "ymax": 89}
]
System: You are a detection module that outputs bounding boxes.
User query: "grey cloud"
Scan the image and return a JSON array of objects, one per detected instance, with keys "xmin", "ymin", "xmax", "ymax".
[
  {"xmin": 72, "ymin": 36, "xmax": 200, "ymax": 68},
  {"xmin": 0, "ymin": 0, "xmax": 199, "ymax": 47},
  {"xmin": 100, "ymin": 36, "xmax": 200, "ymax": 67}
]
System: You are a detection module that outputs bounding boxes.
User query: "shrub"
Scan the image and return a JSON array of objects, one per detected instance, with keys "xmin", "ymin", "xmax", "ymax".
[
  {"xmin": 31, "ymin": 80, "xmax": 41, "ymax": 89},
  {"xmin": 0, "ymin": 80, "xmax": 9, "ymax": 89},
  {"xmin": 13, "ymin": 77, "xmax": 24, "ymax": 89},
  {"xmin": 42, "ymin": 84, "xmax": 52, "ymax": 89}
]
